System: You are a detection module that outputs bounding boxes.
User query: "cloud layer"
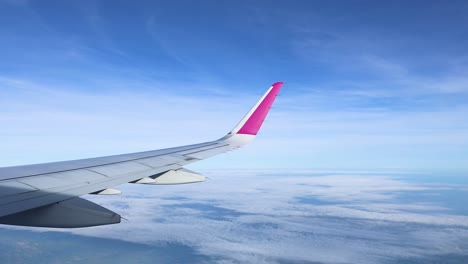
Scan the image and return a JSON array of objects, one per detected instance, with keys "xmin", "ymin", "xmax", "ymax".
[{"xmin": 6, "ymin": 170, "xmax": 462, "ymax": 264}]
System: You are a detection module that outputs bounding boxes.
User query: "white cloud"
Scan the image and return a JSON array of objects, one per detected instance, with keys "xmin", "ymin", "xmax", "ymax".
[{"xmin": 7, "ymin": 170, "xmax": 460, "ymax": 264}]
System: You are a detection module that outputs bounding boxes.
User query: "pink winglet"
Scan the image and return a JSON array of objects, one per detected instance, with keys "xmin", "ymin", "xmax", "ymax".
[{"xmin": 237, "ymin": 82, "xmax": 283, "ymax": 135}]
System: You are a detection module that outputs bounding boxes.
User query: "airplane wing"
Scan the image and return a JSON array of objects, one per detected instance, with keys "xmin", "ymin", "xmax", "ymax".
[{"xmin": 0, "ymin": 82, "xmax": 283, "ymax": 228}]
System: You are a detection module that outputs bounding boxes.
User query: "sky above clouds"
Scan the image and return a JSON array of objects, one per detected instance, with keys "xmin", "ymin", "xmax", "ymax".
[{"xmin": 1, "ymin": 0, "xmax": 468, "ymax": 170}]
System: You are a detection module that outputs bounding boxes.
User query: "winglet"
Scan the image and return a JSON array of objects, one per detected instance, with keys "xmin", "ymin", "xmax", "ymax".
[{"xmin": 229, "ymin": 82, "xmax": 283, "ymax": 136}]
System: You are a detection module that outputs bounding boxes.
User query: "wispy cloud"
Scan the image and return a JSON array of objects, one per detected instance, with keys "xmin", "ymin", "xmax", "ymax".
[{"xmin": 1, "ymin": 76, "xmax": 468, "ymax": 170}]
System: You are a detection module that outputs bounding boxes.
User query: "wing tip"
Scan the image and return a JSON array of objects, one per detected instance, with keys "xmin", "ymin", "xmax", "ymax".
[{"xmin": 236, "ymin": 82, "xmax": 283, "ymax": 135}]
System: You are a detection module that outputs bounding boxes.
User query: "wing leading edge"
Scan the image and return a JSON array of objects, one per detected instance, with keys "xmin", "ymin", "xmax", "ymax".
[{"xmin": 0, "ymin": 82, "xmax": 283, "ymax": 228}]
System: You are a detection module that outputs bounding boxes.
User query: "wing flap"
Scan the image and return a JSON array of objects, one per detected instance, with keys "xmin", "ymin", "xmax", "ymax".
[{"xmin": 150, "ymin": 168, "xmax": 205, "ymax": 185}]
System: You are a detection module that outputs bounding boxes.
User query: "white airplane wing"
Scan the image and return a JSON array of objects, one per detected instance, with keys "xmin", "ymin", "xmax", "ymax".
[{"xmin": 0, "ymin": 82, "xmax": 283, "ymax": 228}]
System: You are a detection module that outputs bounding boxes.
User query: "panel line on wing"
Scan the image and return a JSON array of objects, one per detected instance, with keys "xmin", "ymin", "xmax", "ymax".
[
  {"xmin": 181, "ymin": 144, "xmax": 230, "ymax": 155},
  {"xmin": 130, "ymin": 161, "xmax": 155, "ymax": 169}
]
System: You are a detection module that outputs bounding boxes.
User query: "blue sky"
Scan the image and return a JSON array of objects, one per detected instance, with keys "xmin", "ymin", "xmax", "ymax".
[{"xmin": 1, "ymin": 0, "xmax": 468, "ymax": 170}]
